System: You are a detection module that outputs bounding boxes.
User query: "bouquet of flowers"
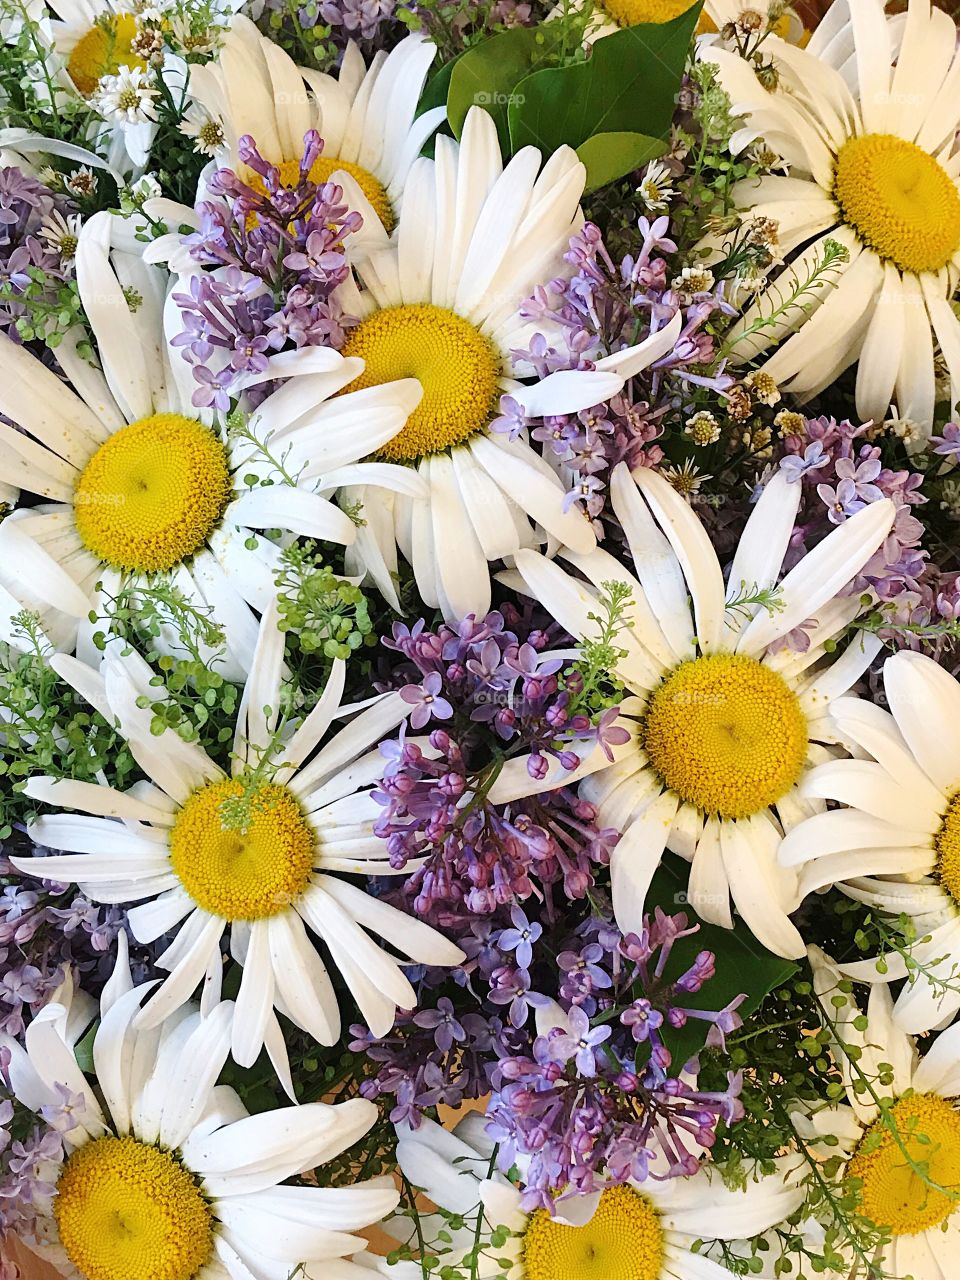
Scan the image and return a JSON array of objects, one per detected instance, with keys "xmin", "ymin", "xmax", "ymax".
[{"xmin": 1, "ymin": 1, "xmax": 960, "ymax": 1277}]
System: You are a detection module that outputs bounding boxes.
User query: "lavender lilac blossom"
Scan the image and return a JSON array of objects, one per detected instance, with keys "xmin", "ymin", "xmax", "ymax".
[
  {"xmin": 774, "ymin": 415, "xmax": 960, "ymax": 649},
  {"xmin": 172, "ymin": 131, "xmax": 358, "ymax": 409},
  {"xmin": 494, "ymin": 216, "xmax": 736, "ymax": 532},
  {"xmin": 0, "ymin": 853, "xmax": 125, "ymax": 1039},
  {"xmin": 0, "ymin": 1054, "xmax": 90, "ymax": 1253},
  {"xmin": 0, "ymin": 167, "xmax": 72, "ymax": 346},
  {"xmin": 371, "ymin": 609, "xmax": 625, "ymax": 922},
  {"xmin": 351, "ymin": 903, "xmax": 744, "ymax": 1212}
]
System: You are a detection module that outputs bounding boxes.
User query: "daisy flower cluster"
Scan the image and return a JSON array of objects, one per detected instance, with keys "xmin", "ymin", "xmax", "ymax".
[{"xmin": 4, "ymin": 2, "xmax": 960, "ymax": 1280}]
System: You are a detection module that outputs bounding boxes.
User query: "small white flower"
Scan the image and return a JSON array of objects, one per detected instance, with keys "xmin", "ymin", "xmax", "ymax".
[
  {"xmin": 637, "ymin": 159, "xmax": 675, "ymax": 213},
  {"xmin": 168, "ymin": 10, "xmax": 223, "ymax": 53},
  {"xmin": 179, "ymin": 101, "xmax": 226, "ymax": 157},
  {"xmin": 662, "ymin": 457, "xmax": 712, "ymax": 498},
  {"xmin": 37, "ymin": 210, "xmax": 83, "ymax": 264},
  {"xmin": 64, "ymin": 165, "xmax": 98, "ymax": 199},
  {"xmin": 885, "ymin": 404, "xmax": 924, "ymax": 447},
  {"xmin": 941, "ymin": 477, "xmax": 960, "ymax": 518},
  {"xmin": 92, "ymin": 64, "xmax": 159, "ymax": 125},
  {"xmin": 128, "ymin": 171, "xmax": 162, "ymax": 202},
  {"xmin": 684, "ymin": 410, "xmax": 721, "ymax": 446},
  {"xmin": 672, "ymin": 265, "xmax": 715, "ymax": 301}
]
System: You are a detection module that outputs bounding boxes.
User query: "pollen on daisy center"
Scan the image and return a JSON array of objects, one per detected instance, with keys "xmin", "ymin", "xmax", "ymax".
[
  {"xmin": 67, "ymin": 15, "xmax": 147, "ymax": 96},
  {"xmin": 846, "ymin": 1093, "xmax": 960, "ymax": 1237},
  {"xmin": 339, "ymin": 304, "xmax": 502, "ymax": 462},
  {"xmin": 521, "ymin": 1185, "xmax": 664, "ymax": 1280},
  {"xmin": 54, "ymin": 1135, "xmax": 213, "ymax": 1280},
  {"xmin": 833, "ymin": 133, "xmax": 960, "ymax": 275},
  {"xmin": 641, "ymin": 653, "xmax": 808, "ymax": 820},
  {"xmin": 169, "ymin": 779, "xmax": 316, "ymax": 921},
  {"xmin": 73, "ymin": 414, "xmax": 232, "ymax": 574},
  {"xmin": 248, "ymin": 156, "xmax": 394, "ymax": 233},
  {"xmin": 601, "ymin": 0, "xmax": 698, "ymax": 24},
  {"xmin": 934, "ymin": 792, "xmax": 960, "ymax": 906}
]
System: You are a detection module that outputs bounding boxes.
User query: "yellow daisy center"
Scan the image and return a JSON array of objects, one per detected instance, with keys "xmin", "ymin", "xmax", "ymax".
[
  {"xmin": 67, "ymin": 15, "xmax": 147, "ymax": 97},
  {"xmin": 169, "ymin": 779, "xmax": 316, "ymax": 921},
  {"xmin": 935, "ymin": 791, "xmax": 960, "ymax": 906},
  {"xmin": 55, "ymin": 1136, "xmax": 213, "ymax": 1280},
  {"xmin": 641, "ymin": 653, "xmax": 808, "ymax": 820},
  {"xmin": 247, "ymin": 156, "xmax": 394, "ymax": 233},
  {"xmin": 521, "ymin": 1185, "xmax": 664, "ymax": 1280},
  {"xmin": 833, "ymin": 133, "xmax": 960, "ymax": 274},
  {"xmin": 339, "ymin": 304, "xmax": 502, "ymax": 463},
  {"xmin": 846, "ymin": 1094, "xmax": 960, "ymax": 1237},
  {"xmin": 73, "ymin": 414, "xmax": 232, "ymax": 574},
  {"xmin": 600, "ymin": 0, "xmax": 697, "ymax": 24}
]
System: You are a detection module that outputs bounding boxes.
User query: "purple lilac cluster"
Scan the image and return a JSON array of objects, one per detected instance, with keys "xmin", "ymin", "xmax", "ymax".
[
  {"xmin": 371, "ymin": 610, "xmax": 626, "ymax": 922},
  {"xmin": 349, "ymin": 998, "xmax": 513, "ymax": 1124},
  {"xmin": 0, "ymin": 854, "xmax": 124, "ymax": 1038},
  {"xmin": 773, "ymin": 415, "xmax": 960, "ymax": 648},
  {"xmin": 172, "ymin": 131, "xmax": 357, "ymax": 410},
  {"xmin": 0, "ymin": 1054, "xmax": 82, "ymax": 1251},
  {"xmin": 351, "ymin": 904, "xmax": 744, "ymax": 1210},
  {"xmin": 0, "ymin": 167, "xmax": 70, "ymax": 344},
  {"xmin": 319, "ymin": 0, "xmax": 398, "ymax": 42},
  {"xmin": 411, "ymin": 0, "xmax": 535, "ymax": 45},
  {"xmin": 493, "ymin": 216, "xmax": 735, "ymax": 533},
  {"xmin": 486, "ymin": 908, "xmax": 744, "ymax": 1209}
]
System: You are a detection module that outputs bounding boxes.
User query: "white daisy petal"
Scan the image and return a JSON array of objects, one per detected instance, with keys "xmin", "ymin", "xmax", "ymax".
[
  {"xmin": 610, "ymin": 791, "xmax": 679, "ymax": 938},
  {"xmin": 884, "ymin": 650, "xmax": 960, "ymax": 794},
  {"xmin": 631, "ymin": 466, "xmax": 726, "ymax": 652},
  {"xmin": 719, "ymin": 818, "xmax": 805, "ymax": 958},
  {"xmin": 739, "ymin": 499, "xmax": 895, "ymax": 655}
]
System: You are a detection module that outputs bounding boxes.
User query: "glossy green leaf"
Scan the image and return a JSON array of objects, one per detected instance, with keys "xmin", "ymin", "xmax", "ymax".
[
  {"xmin": 576, "ymin": 130, "xmax": 667, "ymax": 192},
  {"xmin": 416, "ymin": 51, "xmax": 462, "ymax": 158},
  {"xmin": 508, "ymin": 4, "xmax": 702, "ymax": 158},
  {"xmin": 74, "ymin": 1020, "xmax": 98, "ymax": 1073},
  {"xmin": 446, "ymin": 24, "xmax": 565, "ymax": 152},
  {"xmin": 643, "ymin": 853, "xmax": 798, "ymax": 1071}
]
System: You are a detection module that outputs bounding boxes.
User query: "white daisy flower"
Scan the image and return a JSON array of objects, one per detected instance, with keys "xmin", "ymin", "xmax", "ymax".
[
  {"xmin": 391, "ymin": 1111, "xmax": 803, "ymax": 1280},
  {"xmin": 1, "ymin": 934, "xmax": 399, "ymax": 1280},
  {"xmin": 64, "ymin": 164, "xmax": 99, "ymax": 198},
  {"xmin": 637, "ymin": 159, "xmax": 676, "ymax": 213},
  {"xmin": 93, "ymin": 61, "xmax": 159, "ymax": 122},
  {"xmin": 508, "ymin": 462, "xmax": 895, "ymax": 958},
  {"xmin": 798, "ymin": 946, "xmax": 960, "ymax": 1279},
  {"xmin": 92, "ymin": 63, "xmax": 159, "ymax": 125},
  {"xmin": 12, "ymin": 601, "xmax": 464, "ymax": 1080},
  {"xmin": 702, "ymin": 0, "xmax": 960, "ymax": 433},
  {"xmin": 186, "ymin": 16, "xmax": 445, "ymax": 247},
  {"xmin": 38, "ymin": 208, "xmax": 84, "ymax": 263},
  {"xmin": 780, "ymin": 650, "xmax": 960, "ymax": 1034},
  {"xmin": 179, "ymin": 100, "xmax": 227, "ymax": 157},
  {"xmin": 333, "ymin": 105, "xmax": 681, "ymax": 622},
  {"xmin": 0, "ymin": 209, "xmax": 425, "ymax": 675}
]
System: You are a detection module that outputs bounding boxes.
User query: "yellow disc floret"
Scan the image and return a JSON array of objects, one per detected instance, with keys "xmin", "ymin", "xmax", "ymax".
[
  {"xmin": 340, "ymin": 304, "xmax": 502, "ymax": 462},
  {"xmin": 73, "ymin": 414, "xmax": 232, "ymax": 574},
  {"xmin": 521, "ymin": 1185, "xmax": 664, "ymax": 1280},
  {"xmin": 935, "ymin": 791, "xmax": 960, "ymax": 907},
  {"xmin": 846, "ymin": 1093, "xmax": 960, "ymax": 1236},
  {"xmin": 169, "ymin": 779, "xmax": 316, "ymax": 921},
  {"xmin": 67, "ymin": 15, "xmax": 147, "ymax": 96},
  {"xmin": 601, "ymin": 0, "xmax": 698, "ymax": 24},
  {"xmin": 641, "ymin": 653, "xmax": 808, "ymax": 820},
  {"xmin": 834, "ymin": 134, "xmax": 960, "ymax": 275},
  {"xmin": 55, "ymin": 1136, "xmax": 213, "ymax": 1280},
  {"xmin": 247, "ymin": 156, "xmax": 394, "ymax": 233}
]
